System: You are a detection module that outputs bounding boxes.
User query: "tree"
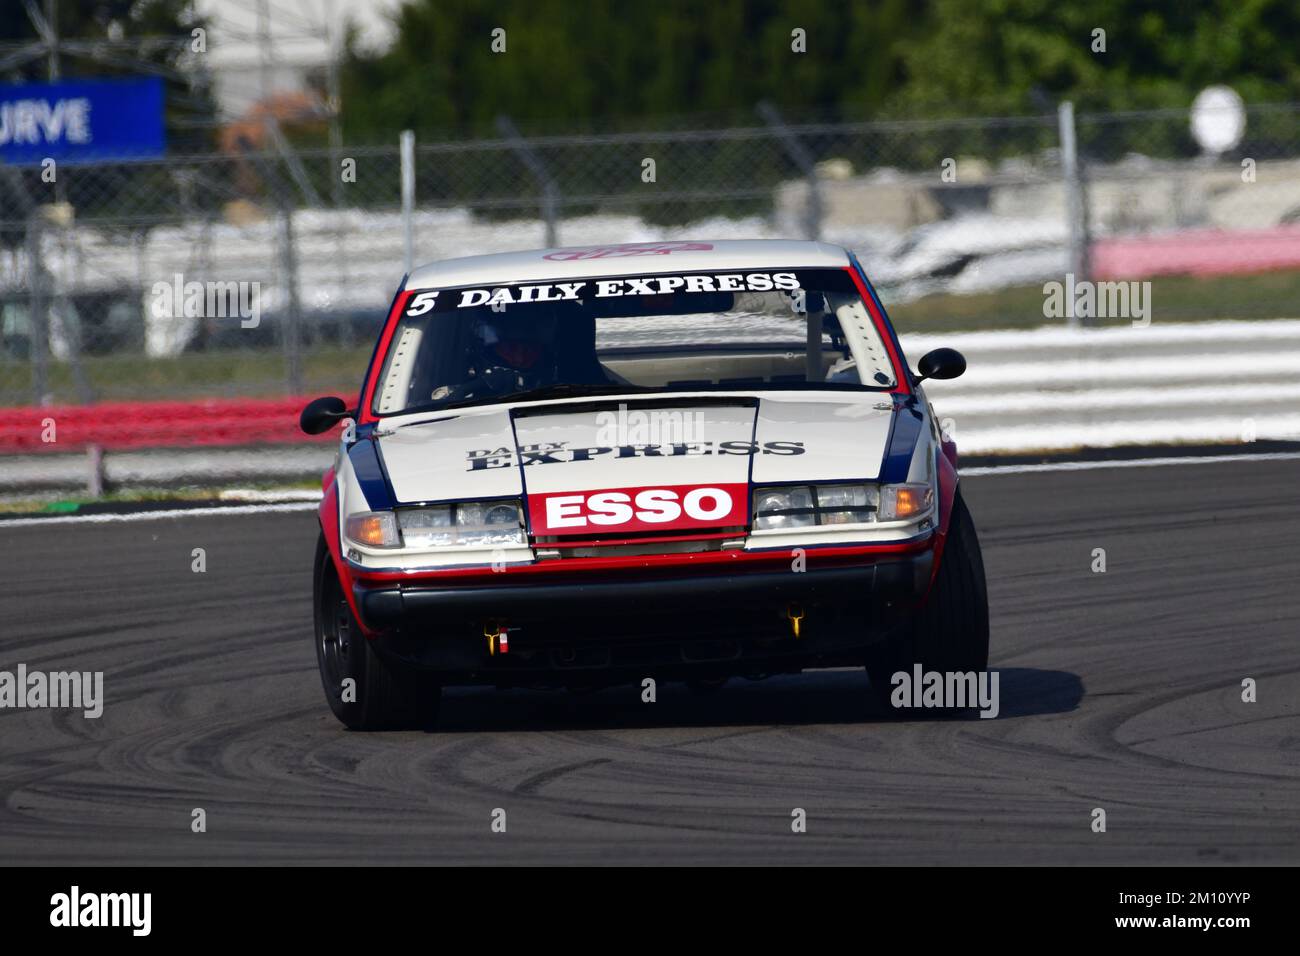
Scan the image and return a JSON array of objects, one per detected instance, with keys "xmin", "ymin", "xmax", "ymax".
[
  {"xmin": 339, "ymin": 0, "xmax": 1300, "ymax": 140},
  {"xmin": 888, "ymin": 0, "xmax": 1300, "ymax": 115},
  {"xmin": 338, "ymin": 0, "xmax": 923, "ymax": 140}
]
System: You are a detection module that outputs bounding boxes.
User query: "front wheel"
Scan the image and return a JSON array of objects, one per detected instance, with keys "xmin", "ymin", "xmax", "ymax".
[
  {"xmin": 867, "ymin": 489, "xmax": 989, "ymax": 714},
  {"xmin": 313, "ymin": 534, "xmax": 441, "ymax": 730}
]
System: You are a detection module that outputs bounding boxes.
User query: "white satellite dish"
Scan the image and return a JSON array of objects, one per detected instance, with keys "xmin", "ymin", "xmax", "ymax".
[{"xmin": 1190, "ymin": 86, "xmax": 1245, "ymax": 155}]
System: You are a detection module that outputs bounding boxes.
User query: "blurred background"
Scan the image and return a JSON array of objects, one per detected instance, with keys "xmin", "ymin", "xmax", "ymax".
[{"xmin": 2, "ymin": 0, "xmax": 1299, "ymax": 496}]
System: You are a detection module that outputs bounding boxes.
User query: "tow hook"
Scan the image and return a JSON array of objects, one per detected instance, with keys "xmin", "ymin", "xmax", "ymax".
[
  {"xmin": 786, "ymin": 603, "xmax": 805, "ymax": 639},
  {"xmin": 485, "ymin": 622, "xmax": 509, "ymax": 655}
]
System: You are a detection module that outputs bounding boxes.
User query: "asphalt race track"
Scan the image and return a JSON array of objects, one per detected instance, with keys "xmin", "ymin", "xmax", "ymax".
[{"xmin": 1, "ymin": 457, "xmax": 1297, "ymax": 865}]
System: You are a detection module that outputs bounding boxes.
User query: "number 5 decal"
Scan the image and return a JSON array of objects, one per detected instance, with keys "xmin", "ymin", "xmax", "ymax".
[{"xmin": 405, "ymin": 291, "xmax": 439, "ymax": 316}]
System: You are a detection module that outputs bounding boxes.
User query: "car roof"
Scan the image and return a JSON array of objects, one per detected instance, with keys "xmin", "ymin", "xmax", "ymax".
[{"xmin": 405, "ymin": 239, "xmax": 853, "ymax": 290}]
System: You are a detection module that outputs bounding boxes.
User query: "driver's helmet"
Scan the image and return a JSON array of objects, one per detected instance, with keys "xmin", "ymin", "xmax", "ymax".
[{"xmin": 473, "ymin": 311, "xmax": 558, "ymax": 370}]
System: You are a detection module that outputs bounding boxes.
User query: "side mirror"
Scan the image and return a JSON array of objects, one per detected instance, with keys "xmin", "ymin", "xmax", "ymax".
[
  {"xmin": 300, "ymin": 396, "xmax": 353, "ymax": 435},
  {"xmin": 915, "ymin": 348, "xmax": 966, "ymax": 383}
]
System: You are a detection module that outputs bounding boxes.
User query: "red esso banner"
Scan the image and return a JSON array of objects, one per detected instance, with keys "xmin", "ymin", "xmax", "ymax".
[{"xmin": 529, "ymin": 483, "xmax": 748, "ymax": 536}]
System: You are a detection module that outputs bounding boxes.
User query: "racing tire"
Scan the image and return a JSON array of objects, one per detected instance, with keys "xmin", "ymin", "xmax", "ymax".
[
  {"xmin": 313, "ymin": 534, "xmax": 442, "ymax": 731},
  {"xmin": 867, "ymin": 489, "xmax": 989, "ymax": 715}
]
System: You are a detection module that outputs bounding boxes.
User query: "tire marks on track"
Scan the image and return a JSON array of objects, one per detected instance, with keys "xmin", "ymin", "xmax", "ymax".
[{"xmin": 0, "ymin": 459, "xmax": 1297, "ymax": 863}]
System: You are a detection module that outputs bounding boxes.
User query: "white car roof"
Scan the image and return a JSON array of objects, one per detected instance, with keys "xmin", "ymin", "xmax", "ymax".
[{"xmin": 405, "ymin": 239, "xmax": 852, "ymax": 290}]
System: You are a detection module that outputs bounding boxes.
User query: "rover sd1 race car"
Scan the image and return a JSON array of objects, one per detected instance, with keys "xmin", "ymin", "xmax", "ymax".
[{"xmin": 301, "ymin": 239, "xmax": 988, "ymax": 729}]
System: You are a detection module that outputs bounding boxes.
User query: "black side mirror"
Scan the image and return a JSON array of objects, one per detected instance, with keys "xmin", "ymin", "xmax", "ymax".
[
  {"xmin": 915, "ymin": 348, "xmax": 966, "ymax": 384},
  {"xmin": 300, "ymin": 396, "xmax": 353, "ymax": 435}
]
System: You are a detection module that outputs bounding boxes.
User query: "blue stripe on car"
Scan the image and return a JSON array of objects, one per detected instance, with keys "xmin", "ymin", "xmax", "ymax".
[
  {"xmin": 348, "ymin": 439, "xmax": 395, "ymax": 511},
  {"xmin": 880, "ymin": 405, "xmax": 924, "ymax": 484}
]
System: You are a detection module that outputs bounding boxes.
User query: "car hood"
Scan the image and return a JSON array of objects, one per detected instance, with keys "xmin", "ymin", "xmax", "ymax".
[{"xmin": 374, "ymin": 394, "xmax": 897, "ymax": 528}]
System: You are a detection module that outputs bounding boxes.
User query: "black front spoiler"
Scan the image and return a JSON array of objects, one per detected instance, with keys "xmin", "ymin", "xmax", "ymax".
[
  {"xmin": 351, "ymin": 549, "xmax": 933, "ymax": 680},
  {"xmin": 357, "ymin": 554, "xmax": 932, "ymax": 628}
]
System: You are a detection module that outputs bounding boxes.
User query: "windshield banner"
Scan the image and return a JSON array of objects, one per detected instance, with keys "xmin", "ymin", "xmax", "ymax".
[{"xmin": 402, "ymin": 271, "xmax": 801, "ymax": 316}]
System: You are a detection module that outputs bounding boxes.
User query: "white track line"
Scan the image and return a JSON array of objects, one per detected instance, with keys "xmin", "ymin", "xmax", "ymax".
[
  {"xmin": 219, "ymin": 488, "xmax": 325, "ymax": 502},
  {"xmin": 0, "ymin": 502, "xmax": 319, "ymax": 528}
]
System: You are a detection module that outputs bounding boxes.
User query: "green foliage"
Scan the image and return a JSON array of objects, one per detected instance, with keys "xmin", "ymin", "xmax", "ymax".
[
  {"xmin": 340, "ymin": 0, "xmax": 1300, "ymax": 140},
  {"xmin": 888, "ymin": 0, "xmax": 1300, "ymax": 116},
  {"xmin": 339, "ymin": 0, "xmax": 922, "ymax": 140}
]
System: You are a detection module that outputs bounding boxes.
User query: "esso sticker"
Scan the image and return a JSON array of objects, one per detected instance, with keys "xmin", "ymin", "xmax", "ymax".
[{"xmin": 529, "ymin": 483, "xmax": 747, "ymax": 536}]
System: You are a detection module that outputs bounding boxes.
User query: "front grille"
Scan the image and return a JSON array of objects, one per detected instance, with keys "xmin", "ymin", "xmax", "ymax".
[{"xmin": 532, "ymin": 525, "xmax": 744, "ymax": 560}]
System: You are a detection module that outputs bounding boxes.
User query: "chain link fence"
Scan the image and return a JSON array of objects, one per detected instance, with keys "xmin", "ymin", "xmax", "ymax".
[{"xmin": 2, "ymin": 102, "xmax": 1298, "ymax": 407}]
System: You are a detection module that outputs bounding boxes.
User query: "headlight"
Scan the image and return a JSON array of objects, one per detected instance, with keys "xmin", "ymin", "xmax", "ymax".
[
  {"xmin": 345, "ymin": 511, "xmax": 401, "ymax": 548},
  {"xmin": 398, "ymin": 500, "xmax": 524, "ymax": 548},
  {"xmin": 752, "ymin": 483, "xmax": 879, "ymax": 530},
  {"xmin": 752, "ymin": 486, "xmax": 816, "ymax": 530},
  {"xmin": 815, "ymin": 483, "xmax": 876, "ymax": 524},
  {"xmin": 752, "ymin": 482, "xmax": 930, "ymax": 530}
]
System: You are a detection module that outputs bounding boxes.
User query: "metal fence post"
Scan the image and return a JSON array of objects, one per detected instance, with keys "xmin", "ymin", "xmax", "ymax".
[
  {"xmin": 1058, "ymin": 101, "xmax": 1091, "ymax": 326},
  {"xmin": 757, "ymin": 101, "xmax": 822, "ymax": 240},
  {"xmin": 496, "ymin": 115, "xmax": 560, "ymax": 248},
  {"xmin": 47, "ymin": 207, "xmax": 95, "ymax": 404},
  {"xmin": 257, "ymin": 118, "xmax": 305, "ymax": 395},
  {"xmin": 279, "ymin": 207, "xmax": 303, "ymax": 394},
  {"xmin": 25, "ymin": 210, "xmax": 50, "ymax": 405},
  {"xmin": 400, "ymin": 129, "xmax": 415, "ymax": 274}
]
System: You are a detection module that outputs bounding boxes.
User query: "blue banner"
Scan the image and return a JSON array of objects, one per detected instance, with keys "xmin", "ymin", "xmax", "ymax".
[{"xmin": 0, "ymin": 77, "xmax": 165, "ymax": 165}]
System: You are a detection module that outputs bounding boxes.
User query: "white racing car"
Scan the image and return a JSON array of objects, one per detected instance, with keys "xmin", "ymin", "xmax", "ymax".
[{"xmin": 301, "ymin": 239, "xmax": 988, "ymax": 729}]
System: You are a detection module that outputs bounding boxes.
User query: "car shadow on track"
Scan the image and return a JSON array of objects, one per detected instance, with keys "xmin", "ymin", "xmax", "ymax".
[{"xmin": 427, "ymin": 667, "xmax": 1084, "ymax": 733}]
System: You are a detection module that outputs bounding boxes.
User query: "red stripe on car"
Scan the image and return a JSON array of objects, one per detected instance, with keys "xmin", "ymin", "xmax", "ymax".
[
  {"xmin": 357, "ymin": 288, "xmax": 414, "ymax": 424},
  {"xmin": 844, "ymin": 266, "xmax": 911, "ymax": 396}
]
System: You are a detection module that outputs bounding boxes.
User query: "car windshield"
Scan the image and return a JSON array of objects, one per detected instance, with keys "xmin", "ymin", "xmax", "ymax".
[{"xmin": 370, "ymin": 267, "xmax": 898, "ymax": 416}]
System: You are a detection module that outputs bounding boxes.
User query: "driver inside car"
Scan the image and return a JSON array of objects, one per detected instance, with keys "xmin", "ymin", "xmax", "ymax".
[
  {"xmin": 473, "ymin": 311, "xmax": 559, "ymax": 388},
  {"xmin": 425, "ymin": 311, "xmax": 558, "ymax": 402},
  {"xmin": 430, "ymin": 306, "xmax": 623, "ymax": 402}
]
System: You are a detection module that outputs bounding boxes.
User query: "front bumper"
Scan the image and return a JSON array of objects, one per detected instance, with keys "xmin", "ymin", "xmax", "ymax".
[{"xmin": 349, "ymin": 539, "xmax": 935, "ymax": 681}]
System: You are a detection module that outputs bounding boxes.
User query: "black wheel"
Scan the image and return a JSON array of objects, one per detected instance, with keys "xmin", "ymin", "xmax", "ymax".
[
  {"xmin": 313, "ymin": 534, "xmax": 441, "ymax": 730},
  {"xmin": 868, "ymin": 489, "xmax": 989, "ymax": 714}
]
